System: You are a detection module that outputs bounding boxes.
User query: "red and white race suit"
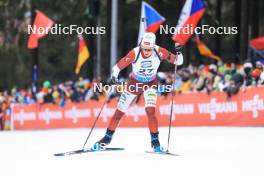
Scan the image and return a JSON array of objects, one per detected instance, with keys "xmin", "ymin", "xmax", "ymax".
[{"xmin": 111, "ymin": 45, "xmax": 183, "ymax": 112}]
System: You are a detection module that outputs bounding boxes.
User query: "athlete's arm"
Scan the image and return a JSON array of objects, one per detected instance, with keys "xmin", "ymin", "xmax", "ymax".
[
  {"xmin": 158, "ymin": 47, "xmax": 183, "ymax": 65},
  {"xmin": 111, "ymin": 49, "xmax": 136, "ymax": 78}
]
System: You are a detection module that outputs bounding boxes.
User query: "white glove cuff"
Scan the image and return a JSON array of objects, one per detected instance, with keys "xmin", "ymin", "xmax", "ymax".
[
  {"xmin": 112, "ymin": 65, "xmax": 120, "ymax": 78},
  {"xmin": 174, "ymin": 53, "xmax": 183, "ymax": 65}
]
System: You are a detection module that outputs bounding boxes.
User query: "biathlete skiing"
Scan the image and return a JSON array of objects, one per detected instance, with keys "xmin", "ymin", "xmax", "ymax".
[{"xmin": 93, "ymin": 32, "xmax": 183, "ymax": 153}]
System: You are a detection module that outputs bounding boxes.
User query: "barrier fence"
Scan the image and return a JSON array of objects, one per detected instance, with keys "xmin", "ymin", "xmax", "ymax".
[{"xmin": 11, "ymin": 87, "xmax": 264, "ymax": 130}]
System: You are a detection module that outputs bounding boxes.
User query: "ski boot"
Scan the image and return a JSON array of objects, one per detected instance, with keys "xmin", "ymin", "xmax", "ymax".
[
  {"xmin": 92, "ymin": 128, "xmax": 114, "ymax": 151},
  {"xmin": 151, "ymin": 132, "xmax": 164, "ymax": 153}
]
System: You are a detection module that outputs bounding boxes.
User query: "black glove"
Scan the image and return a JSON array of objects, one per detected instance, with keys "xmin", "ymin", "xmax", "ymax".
[
  {"xmin": 111, "ymin": 76, "xmax": 119, "ymax": 85},
  {"xmin": 175, "ymin": 43, "xmax": 182, "ymax": 53}
]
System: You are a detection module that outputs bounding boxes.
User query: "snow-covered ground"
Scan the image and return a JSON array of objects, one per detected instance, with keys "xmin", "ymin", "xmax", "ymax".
[{"xmin": 1, "ymin": 127, "xmax": 264, "ymax": 176}]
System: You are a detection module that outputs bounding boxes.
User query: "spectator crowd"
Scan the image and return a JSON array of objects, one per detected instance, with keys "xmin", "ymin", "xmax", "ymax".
[
  {"xmin": 1, "ymin": 60, "xmax": 264, "ymax": 130},
  {"xmin": 1, "ymin": 60, "xmax": 264, "ymax": 106}
]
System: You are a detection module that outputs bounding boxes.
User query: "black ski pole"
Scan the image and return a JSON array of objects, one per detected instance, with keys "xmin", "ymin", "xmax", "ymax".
[
  {"xmin": 166, "ymin": 43, "xmax": 182, "ymax": 152},
  {"xmin": 166, "ymin": 64, "xmax": 178, "ymax": 152},
  {"xmin": 82, "ymin": 98, "xmax": 107, "ymax": 150},
  {"xmin": 81, "ymin": 80, "xmax": 119, "ymax": 150}
]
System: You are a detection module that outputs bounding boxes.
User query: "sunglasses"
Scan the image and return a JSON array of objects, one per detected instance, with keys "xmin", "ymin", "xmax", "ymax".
[{"xmin": 142, "ymin": 48, "xmax": 153, "ymax": 52}]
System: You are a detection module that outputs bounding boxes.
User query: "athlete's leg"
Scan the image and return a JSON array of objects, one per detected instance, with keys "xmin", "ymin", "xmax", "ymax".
[
  {"xmin": 145, "ymin": 107, "xmax": 158, "ymax": 133},
  {"xmin": 107, "ymin": 109, "xmax": 125, "ymax": 131},
  {"xmin": 144, "ymin": 88, "xmax": 158, "ymax": 133},
  {"xmin": 94, "ymin": 91, "xmax": 137, "ymax": 149},
  {"xmin": 108, "ymin": 91, "xmax": 137, "ymax": 131},
  {"xmin": 144, "ymin": 88, "xmax": 163, "ymax": 152}
]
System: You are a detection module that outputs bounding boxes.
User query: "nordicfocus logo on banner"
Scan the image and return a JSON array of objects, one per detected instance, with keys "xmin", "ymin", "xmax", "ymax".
[{"xmin": 11, "ymin": 87, "xmax": 264, "ymax": 130}]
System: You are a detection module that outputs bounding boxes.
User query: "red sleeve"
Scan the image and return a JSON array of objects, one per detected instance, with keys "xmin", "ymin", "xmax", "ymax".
[
  {"xmin": 116, "ymin": 49, "xmax": 136, "ymax": 70},
  {"xmin": 158, "ymin": 47, "xmax": 176, "ymax": 64}
]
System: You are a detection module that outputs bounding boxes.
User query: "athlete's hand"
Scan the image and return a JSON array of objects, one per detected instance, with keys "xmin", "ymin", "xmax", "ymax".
[
  {"xmin": 111, "ymin": 76, "xmax": 119, "ymax": 85},
  {"xmin": 175, "ymin": 53, "xmax": 183, "ymax": 65},
  {"xmin": 111, "ymin": 65, "xmax": 120, "ymax": 84},
  {"xmin": 174, "ymin": 43, "xmax": 183, "ymax": 66},
  {"xmin": 175, "ymin": 43, "xmax": 182, "ymax": 53}
]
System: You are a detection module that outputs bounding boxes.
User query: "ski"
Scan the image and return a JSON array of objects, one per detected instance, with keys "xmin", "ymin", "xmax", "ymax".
[
  {"xmin": 54, "ymin": 147, "xmax": 125, "ymax": 156},
  {"xmin": 145, "ymin": 151, "xmax": 179, "ymax": 156}
]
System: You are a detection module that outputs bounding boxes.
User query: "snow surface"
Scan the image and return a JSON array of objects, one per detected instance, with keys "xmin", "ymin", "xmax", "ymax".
[{"xmin": 1, "ymin": 127, "xmax": 264, "ymax": 176}]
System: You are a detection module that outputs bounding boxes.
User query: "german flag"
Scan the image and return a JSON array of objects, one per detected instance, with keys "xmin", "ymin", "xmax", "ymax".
[
  {"xmin": 195, "ymin": 35, "xmax": 220, "ymax": 61},
  {"xmin": 75, "ymin": 35, "xmax": 90, "ymax": 74}
]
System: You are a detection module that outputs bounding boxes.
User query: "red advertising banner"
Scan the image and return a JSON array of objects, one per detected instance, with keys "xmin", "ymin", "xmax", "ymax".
[{"xmin": 11, "ymin": 87, "xmax": 264, "ymax": 130}]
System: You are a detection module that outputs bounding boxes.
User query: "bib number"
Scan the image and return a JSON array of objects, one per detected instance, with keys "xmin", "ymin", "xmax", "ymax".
[{"xmin": 138, "ymin": 68, "xmax": 154, "ymax": 75}]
